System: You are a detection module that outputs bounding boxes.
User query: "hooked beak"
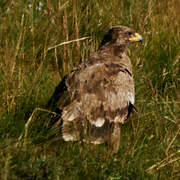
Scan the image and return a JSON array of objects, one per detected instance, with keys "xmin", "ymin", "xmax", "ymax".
[{"xmin": 129, "ymin": 33, "xmax": 142, "ymax": 42}]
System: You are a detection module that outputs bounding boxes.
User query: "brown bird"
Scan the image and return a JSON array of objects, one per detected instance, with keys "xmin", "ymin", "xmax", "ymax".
[{"xmin": 48, "ymin": 26, "xmax": 142, "ymax": 153}]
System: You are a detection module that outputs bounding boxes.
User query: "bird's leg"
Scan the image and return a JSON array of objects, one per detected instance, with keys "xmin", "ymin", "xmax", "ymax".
[{"xmin": 108, "ymin": 123, "xmax": 121, "ymax": 154}]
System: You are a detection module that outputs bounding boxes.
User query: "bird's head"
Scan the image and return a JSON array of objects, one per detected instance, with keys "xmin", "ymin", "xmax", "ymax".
[{"xmin": 100, "ymin": 26, "xmax": 142, "ymax": 47}]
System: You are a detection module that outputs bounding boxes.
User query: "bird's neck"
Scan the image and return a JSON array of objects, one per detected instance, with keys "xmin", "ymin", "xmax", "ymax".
[
  {"xmin": 113, "ymin": 45, "xmax": 127, "ymax": 57},
  {"xmin": 96, "ymin": 43, "xmax": 132, "ymax": 72},
  {"xmin": 99, "ymin": 43, "xmax": 127, "ymax": 58}
]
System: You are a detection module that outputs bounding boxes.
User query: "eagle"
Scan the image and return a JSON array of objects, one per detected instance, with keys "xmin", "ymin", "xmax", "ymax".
[{"xmin": 48, "ymin": 26, "xmax": 142, "ymax": 153}]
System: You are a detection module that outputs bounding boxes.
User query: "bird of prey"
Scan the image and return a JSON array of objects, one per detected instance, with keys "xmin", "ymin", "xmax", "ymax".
[{"xmin": 48, "ymin": 26, "xmax": 142, "ymax": 153}]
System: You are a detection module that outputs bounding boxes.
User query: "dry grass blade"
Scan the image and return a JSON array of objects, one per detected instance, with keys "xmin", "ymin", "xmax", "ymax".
[
  {"xmin": 166, "ymin": 126, "xmax": 180, "ymax": 154},
  {"xmin": 17, "ymin": 108, "xmax": 58, "ymax": 148},
  {"xmin": 59, "ymin": 1, "xmax": 69, "ymax": 11},
  {"xmin": 10, "ymin": 14, "xmax": 24, "ymax": 79},
  {"xmin": 146, "ymin": 150, "xmax": 180, "ymax": 174},
  {"xmin": 46, "ymin": 37, "xmax": 90, "ymax": 52}
]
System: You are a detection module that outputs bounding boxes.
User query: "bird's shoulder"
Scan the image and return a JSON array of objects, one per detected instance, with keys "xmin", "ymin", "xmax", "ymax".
[{"xmin": 67, "ymin": 50, "xmax": 132, "ymax": 80}]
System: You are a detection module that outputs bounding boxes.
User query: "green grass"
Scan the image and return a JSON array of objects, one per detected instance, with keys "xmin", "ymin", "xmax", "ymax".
[{"xmin": 0, "ymin": 0, "xmax": 180, "ymax": 179}]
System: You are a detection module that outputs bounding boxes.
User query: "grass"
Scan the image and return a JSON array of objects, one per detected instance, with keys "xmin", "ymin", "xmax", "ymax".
[{"xmin": 0, "ymin": 0, "xmax": 180, "ymax": 179}]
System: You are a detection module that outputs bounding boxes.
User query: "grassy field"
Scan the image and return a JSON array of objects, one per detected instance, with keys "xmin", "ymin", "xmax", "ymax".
[{"xmin": 0, "ymin": 0, "xmax": 180, "ymax": 179}]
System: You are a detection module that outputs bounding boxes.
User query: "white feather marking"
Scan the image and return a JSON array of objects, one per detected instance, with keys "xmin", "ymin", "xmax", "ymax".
[
  {"xmin": 67, "ymin": 114, "xmax": 76, "ymax": 121},
  {"xmin": 121, "ymin": 52, "xmax": 126, "ymax": 58},
  {"xmin": 62, "ymin": 103, "xmax": 81, "ymax": 121},
  {"xmin": 128, "ymin": 92, "xmax": 134, "ymax": 104},
  {"xmin": 90, "ymin": 117, "xmax": 105, "ymax": 127},
  {"xmin": 62, "ymin": 111, "xmax": 76, "ymax": 121}
]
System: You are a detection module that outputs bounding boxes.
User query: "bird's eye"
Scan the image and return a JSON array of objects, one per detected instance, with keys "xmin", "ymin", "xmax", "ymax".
[{"xmin": 128, "ymin": 32, "xmax": 133, "ymax": 36}]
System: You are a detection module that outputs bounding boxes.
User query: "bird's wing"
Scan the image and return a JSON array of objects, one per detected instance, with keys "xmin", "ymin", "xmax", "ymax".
[
  {"xmin": 61, "ymin": 54, "xmax": 135, "ymax": 126},
  {"xmin": 47, "ymin": 63, "xmax": 83, "ymax": 111}
]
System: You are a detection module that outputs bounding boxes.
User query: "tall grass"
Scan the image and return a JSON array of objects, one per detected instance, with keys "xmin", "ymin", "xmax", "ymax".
[{"xmin": 0, "ymin": 0, "xmax": 180, "ymax": 179}]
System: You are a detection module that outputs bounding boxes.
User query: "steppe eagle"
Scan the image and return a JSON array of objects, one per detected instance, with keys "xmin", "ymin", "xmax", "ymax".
[{"xmin": 48, "ymin": 26, "xmax": 142, "ymax": 153}]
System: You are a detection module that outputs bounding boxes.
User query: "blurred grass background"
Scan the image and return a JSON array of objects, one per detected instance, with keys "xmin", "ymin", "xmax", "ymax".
[{"xmin": 0, "ymin": 0, "xmax": 180, "ymax": 179}]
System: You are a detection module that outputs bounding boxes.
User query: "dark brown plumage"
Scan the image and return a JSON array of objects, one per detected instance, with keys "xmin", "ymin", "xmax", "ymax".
[{"xmin": 48, "ymin": 26, "xmax": 142, "ymax": 153}]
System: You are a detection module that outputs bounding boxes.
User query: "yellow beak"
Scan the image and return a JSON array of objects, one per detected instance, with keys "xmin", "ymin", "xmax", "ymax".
[{"xmin": 129, "ymin": 33, "xmax": 142, "ymax": 42}]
